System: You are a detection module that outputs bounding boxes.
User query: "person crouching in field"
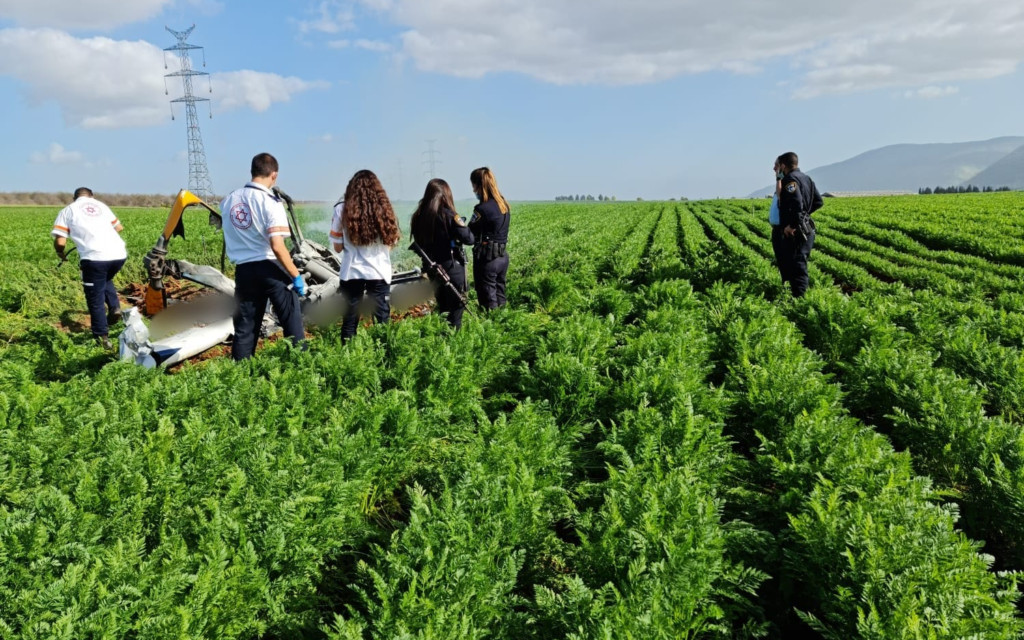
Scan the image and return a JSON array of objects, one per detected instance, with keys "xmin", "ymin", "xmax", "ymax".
[
  {"xmin": 330, "ymin": 170, "xmax": 401, "ymax": 340},
  {"xmin": 51, "ymin": 187, "xmax": 127, "ymax": 349},
  {"xmin": 411, "ymin": 179, "xmax": 474, "ymax": 329},
  {"xmin": 468, "ymin": 167, "xmax": 511, "ymax": 310},
  {"xmin": 772, "ymin": 152, "xmax": 823, "ymax": 297}
]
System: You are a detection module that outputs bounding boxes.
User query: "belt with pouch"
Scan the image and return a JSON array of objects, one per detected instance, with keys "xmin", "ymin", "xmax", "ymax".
[{"xmin": 474, "ymin": 241, "xmax": 507, "ymax": 261}]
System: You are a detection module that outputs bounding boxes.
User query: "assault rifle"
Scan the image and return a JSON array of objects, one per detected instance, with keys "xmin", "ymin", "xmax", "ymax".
[{"xmin": 409, "ymin": 241, "xmax": 468, "ymax": 307}]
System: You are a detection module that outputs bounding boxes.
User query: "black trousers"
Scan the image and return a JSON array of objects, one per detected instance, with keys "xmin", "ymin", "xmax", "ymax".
[
  {"xmin": 233, "ymin": 260, "xmax": 305, "ymax": 360},
  {"xmin": 433, "ymin": 260, "xmax": 467, "ymax": 329},
  {"xmin": 473, "ymin": 254, "xmax": 509, "ymax": 310},
  {"xmin": 771, "ymin": 226, "xmax": 815, "ymax": 297},
  {"xmin": 339, "ymin": 279, "xmax": 390, "ymax": 339},
  {"xmin": 80, "ymin": 258, "xmax": 125, "ymax": 336}
]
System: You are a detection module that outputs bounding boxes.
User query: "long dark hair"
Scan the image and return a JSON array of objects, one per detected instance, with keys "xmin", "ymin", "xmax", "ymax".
[
  {"xmin": 470, "ymin": 167, "xmax": 509, "ymax": 214},
  {"xmin": 777, "ymin": 152, "xmax": 799, "ymax": 172},
  {"xmin": 411, "ymin": 178, "xmax": 457, "ymax": 244},
  {"xmin": 342, "ymin": 170, "xmax": 400, "ymax": 246}
]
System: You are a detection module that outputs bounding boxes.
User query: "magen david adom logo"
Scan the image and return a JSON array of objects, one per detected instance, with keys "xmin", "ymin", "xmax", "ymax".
[{"xmin": 230, "ymin": 203, "xmax": 253, "ymax": 230}]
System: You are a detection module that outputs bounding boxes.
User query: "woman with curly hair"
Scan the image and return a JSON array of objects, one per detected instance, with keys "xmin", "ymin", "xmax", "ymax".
[
  {"xmin": 411, "ymin": 178, "xmax": 474, "ymax": 329},
  {"xmin": 329, "ymin": 169, "xmax": 401, "ymax": 339}
]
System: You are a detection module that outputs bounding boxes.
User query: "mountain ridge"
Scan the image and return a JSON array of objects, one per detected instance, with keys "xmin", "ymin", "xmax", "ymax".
[{"xmin": 749, "ymin": 136, "xmax": 1024, "ymax": 197}]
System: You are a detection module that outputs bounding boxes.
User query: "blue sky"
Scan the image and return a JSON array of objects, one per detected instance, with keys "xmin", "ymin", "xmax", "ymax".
[{"xmin": 1, "ymin": 0, "xmax": 1023, "ymax": 201}]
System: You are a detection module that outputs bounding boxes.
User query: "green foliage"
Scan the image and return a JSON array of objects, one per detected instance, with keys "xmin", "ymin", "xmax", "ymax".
[{"xmin": 4, "ymin": 195, "xmax": 1024, "ymax": 637}]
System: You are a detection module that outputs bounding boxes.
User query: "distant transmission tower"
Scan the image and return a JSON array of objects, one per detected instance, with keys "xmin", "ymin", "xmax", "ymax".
[
  {"xmin": 164, "ymin": 25, "xmax": 214, "ymax": 201},
  {"xmin": 423, "ymin": 139, "xmax": 441, "ymax": 179}
]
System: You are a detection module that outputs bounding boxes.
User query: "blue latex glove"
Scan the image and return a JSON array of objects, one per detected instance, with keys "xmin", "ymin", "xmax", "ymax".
[{"xmin": 292, "ymin": 274, "xmax": 307, "ymax": 297}]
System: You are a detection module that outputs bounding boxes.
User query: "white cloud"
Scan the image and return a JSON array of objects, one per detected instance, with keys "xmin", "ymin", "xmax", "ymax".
[
  {"xmin": 185, "ymin": 0, "xmax": 225, "ymax": 16},
  {"xmin": 328, "ymin": 37, "xmax": 391, "ymax": 52},
  {"xmin": 357, "ymin": 0, "xmax": 393, "ymax": 10},
  {"xmin": 213, "ymin": 70, "xmax": 329, "ymax": 112},
  {"xmin": 0, "ymin": 28, "xmax": 169, "ymax": 127},
  {"xmin": 295, "ymin": 0, "xmax": 355, "ymax": 34},
  {"xmin": 0, "ymin": 0, "xmax": 174, "ymax": 29},
  {"xmin": 353, "ymin": 38, "xmax": 390, "ymax": 52},
  {"xmin": 308, "ymin": 133, "xmax": 334, "ymax": 143},
  {"xmin": 29, "ymin": 142, "xmax": 84, "ymax": 164},
  {"xmin": 904, "ymin": 85, "xmax": 959, "ymax": 99},
  {"xmin": 358, "ymin": 0, "xmax": 1024, "ymax": 96},
  {"xmin": 0, "ymin": 28, "xmax": 328, "ymax": 129}
]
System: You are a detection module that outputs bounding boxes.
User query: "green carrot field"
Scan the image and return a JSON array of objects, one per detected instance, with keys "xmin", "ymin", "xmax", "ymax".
[{"xmin": 2, "ymin": 193, "xmax": 1024, "ymax": 638}]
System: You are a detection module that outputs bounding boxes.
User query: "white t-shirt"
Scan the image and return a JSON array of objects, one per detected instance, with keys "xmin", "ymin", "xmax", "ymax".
[
  {"xmin": 330, "ymin": 203, "xmax": 393, "ymax": 283},
  {"xmin": 51, "ymin": 197, "xmax": 127, "ymax": 261},
  {"xmin": 220, "ymin": 182, "xmax": 291, "ymax": 265}
]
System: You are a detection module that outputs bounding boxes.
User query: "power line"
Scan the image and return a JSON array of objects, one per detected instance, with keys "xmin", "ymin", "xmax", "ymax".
[
  {"xmin": 164, "ymin": 25, "xmax": 215, "ymax": 202},
  {"xmin": 422, "ymin": 139, "xmax": 441, "ymax": 179}
]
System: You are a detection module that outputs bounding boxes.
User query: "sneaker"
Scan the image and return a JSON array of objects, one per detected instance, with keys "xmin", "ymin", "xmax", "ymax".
[
  {"xmin": 107, "ymin": 308, "xmax": 122, "ymax": 327},
  {"xmin": 96, "ymin": 335, "xmax": 113, "ymax": 350}
]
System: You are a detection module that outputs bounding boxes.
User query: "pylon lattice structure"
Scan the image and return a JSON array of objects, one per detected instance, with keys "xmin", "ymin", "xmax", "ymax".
[
  {"xmin": 423, "ymin": 140, "xmax": 441, "ymax": 179},
  {"xmin": 164, "ymin": 25, "xmax": 214, "ymax": 202}
]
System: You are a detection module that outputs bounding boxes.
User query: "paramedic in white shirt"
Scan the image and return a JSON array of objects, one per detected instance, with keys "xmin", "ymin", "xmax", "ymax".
[
  {"xmin": 220, "ymin": 152, "xmax": 307, "ymax": 360},
  {"xmin": 51, "ymin": 187, "xmax": 127, "ymax": 347}
]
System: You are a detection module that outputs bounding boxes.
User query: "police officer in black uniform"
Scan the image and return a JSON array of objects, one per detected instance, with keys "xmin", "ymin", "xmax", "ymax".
[
  {"xmin": 468, "ymin": 167, "xmax": 510, "ymax": 309},
  {"xmin": 411, "ymin": 178, "xmax": 474, "ymax": 329},
  {"xmin": 773, "ymin": 152, "xmax": 823, "ymax": 297}
]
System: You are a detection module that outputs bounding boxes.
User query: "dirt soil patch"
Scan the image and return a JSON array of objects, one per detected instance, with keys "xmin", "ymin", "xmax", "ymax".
[{"xmin": 122, "ymin": 278, "xmax": 210, "ymax": 317}]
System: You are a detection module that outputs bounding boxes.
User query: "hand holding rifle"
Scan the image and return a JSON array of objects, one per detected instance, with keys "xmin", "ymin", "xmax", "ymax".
[{"xmin": 409, "ymin": 242, "xmax": 467, "ymax": 307}]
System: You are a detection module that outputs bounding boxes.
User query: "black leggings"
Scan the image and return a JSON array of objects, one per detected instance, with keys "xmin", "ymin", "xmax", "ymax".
[{"xmin": 339, "ymin": 279, "xmax": 390, "ymax": 339}]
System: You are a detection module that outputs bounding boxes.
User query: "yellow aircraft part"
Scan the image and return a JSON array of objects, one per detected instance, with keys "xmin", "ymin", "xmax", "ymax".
[{"xmin": 163, "ymin": 189, "xmax": 218, "ymax": 241}]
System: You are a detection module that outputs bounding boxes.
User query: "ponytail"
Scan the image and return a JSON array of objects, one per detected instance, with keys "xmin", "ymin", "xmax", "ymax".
[{"xmin": 471, "ymin": 167, "xmax": 509, "ymax": 214}]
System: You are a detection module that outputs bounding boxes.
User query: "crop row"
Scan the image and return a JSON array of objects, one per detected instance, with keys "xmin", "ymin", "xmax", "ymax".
[
  {"xmin": 690, "ymin": 201, "xmax": 1024, "ymax": 575},
  {"xmin": 3, "ymin": 198, "xmax": 1024, "ymax": 637},
  {"xmin": 822, "ymin": 195, "xmax": 1024, "ymax": 267}
]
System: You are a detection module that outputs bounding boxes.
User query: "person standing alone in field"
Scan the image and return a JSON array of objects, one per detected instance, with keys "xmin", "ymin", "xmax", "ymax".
[
  {"xmin": 330, "ymin": 170, "xmax": 401, "ymax": 340},
  {"xmin": 51, "ymin": 187, "xmax": 127, "ymax": 349},
  {"xmin": 772, "ymin": 152, "xmax": 822, "ymax": 297},
  {"xmin": 411, "ymin": 178, "xmax": 474, "ymax": 329},
  {"xmin": 468, "ymin": 167, "xmax": 511, "ymax": 310},
  {"xmin": 220, "ymin": 152, "xmax": 307, "ymax": 360}
]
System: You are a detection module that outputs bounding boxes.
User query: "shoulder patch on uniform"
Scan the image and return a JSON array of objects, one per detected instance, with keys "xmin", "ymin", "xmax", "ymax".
[
  {"xmin": 785, "ymin": 182, "xmax": 798, "ymax": 193},
  {"xmin": 453, "ymin": 214, "xmax": 467, "ymax": 227}
]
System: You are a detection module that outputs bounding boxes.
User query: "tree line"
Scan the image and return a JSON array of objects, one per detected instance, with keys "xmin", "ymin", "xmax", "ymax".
[
  {"xmin": 0, "ymin": 192, "xmax": 186, "ymax": 207},
  {"xmin": 554, "ymin": 194, "xmax": 617, "ymax": 201},
  {"xmin": 918, "ymin": 185, "xmax": 1013, "ymax": 194}
]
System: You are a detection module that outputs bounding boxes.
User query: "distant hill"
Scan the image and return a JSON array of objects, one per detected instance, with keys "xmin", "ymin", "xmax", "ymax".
[
  {"xmin": 962, "ymin": 143, "xmax": 1024, "ymax": 190},
  {"xmin": 749, "ymin": 136, "xmax": 1024, "ymax": 196}
]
